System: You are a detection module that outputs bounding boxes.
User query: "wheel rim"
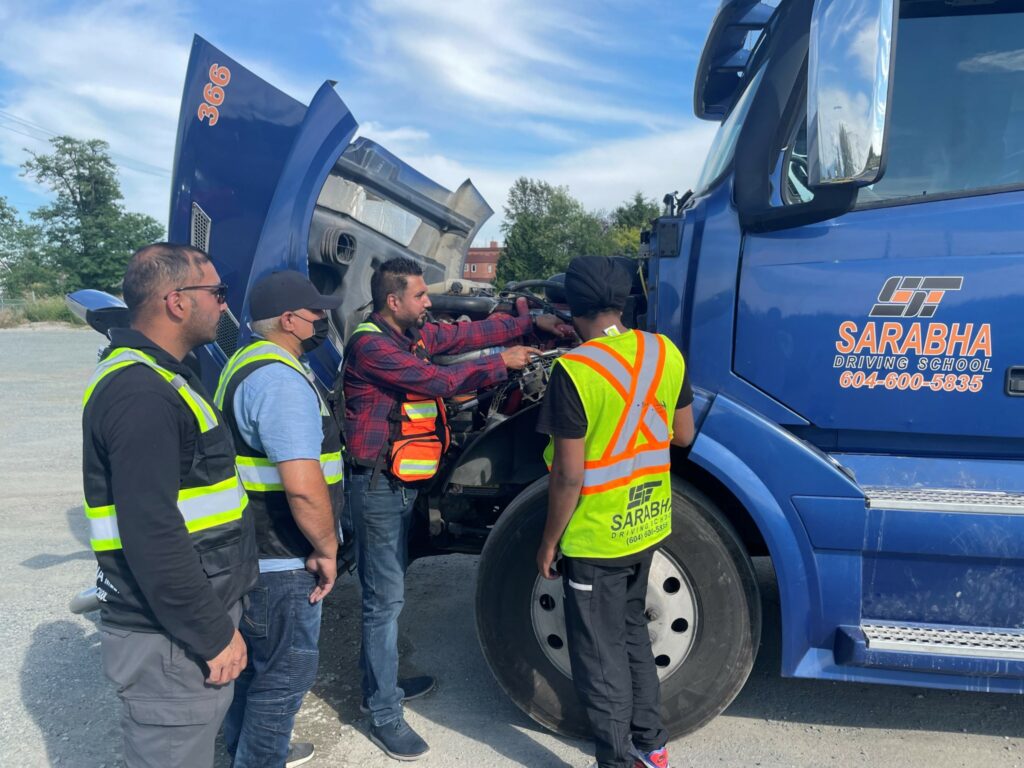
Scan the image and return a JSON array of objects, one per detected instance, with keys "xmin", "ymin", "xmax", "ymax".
[{"xmin": 529, "ymin": 549, "xmax": 699, "ymax": 680}]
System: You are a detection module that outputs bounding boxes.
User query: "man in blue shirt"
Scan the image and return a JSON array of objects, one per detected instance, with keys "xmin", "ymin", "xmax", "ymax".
[{"xmin": 216, "ymin": 270, "xmax": 344, "ymax": 768}]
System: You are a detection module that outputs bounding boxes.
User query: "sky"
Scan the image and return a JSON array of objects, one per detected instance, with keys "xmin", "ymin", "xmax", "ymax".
[{"xmin": 0, "ymin": 0, "xmax": 723, "ymax": 245}]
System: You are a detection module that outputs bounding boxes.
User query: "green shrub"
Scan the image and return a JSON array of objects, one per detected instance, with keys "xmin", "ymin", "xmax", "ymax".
[{"xmin": 21, "ymin": 296, "xmax": 83, "ymax": 324}]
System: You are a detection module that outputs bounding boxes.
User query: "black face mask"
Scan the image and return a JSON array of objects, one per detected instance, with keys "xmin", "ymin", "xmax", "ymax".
[{"xmin": 298, "ymin": 317, "xmax": 329, "ymax": 354}]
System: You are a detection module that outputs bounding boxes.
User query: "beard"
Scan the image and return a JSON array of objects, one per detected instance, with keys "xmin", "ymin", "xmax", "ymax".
[
  {"xmin": 397, "ymin": 310, "xmax": 427, "ymax": 330},
  {"xmin": 182, "ymin": 301, "xmax": 220, "ymax": 349}
]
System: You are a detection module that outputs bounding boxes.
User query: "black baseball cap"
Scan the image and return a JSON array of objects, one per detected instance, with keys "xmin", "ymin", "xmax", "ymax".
[{"xmin": 249, "ymin": 270, "xmax": 343, "ymax": 321}]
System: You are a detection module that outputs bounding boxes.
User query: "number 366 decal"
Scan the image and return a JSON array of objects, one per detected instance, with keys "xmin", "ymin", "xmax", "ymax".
[{"xmin": 197, "ymin": 63, "xmax": 231, "ymax": 126}]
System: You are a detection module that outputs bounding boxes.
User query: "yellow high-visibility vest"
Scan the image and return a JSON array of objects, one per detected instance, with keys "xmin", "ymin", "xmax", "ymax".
[
  {"xmin": 544, "ymin": 330, "xmax": 684, "ymax": 559},
  {"xmin": 214, "ymin": 339, "xmax": 343, "ymax": 492}
]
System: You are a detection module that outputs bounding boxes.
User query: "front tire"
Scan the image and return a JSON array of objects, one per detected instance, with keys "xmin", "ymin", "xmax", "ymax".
[{"xmin": 475, "ymin": 475, "xmax": 761, "ymax": 737}]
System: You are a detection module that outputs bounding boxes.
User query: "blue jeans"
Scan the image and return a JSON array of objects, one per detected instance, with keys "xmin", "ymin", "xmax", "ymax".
[
  {"xmin": 223, "ymin": 568, "xmax": 322, "ymax": 767},
  {"xmin": 347, "ymin": 471, "xmax": 417, "ymax": 727}
]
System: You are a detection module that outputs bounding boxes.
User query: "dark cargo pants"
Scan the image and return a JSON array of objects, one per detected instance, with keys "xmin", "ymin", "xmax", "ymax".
[
  {"xmin": 562, "ymin": 553, "xmax": 667, "ymax": 768},
  {"xmin": 99, "ymin": 601, "xmax": 242, "ymax": 768}
]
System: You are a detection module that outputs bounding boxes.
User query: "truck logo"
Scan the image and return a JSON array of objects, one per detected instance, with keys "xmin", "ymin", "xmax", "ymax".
[
  {"xmin": 869, "ymin": 276, "xmax": 963, "ymax": 318},
  {"xmin": 627, "ymin": 481, "xmax": 662, "ymax": 510},
  {"xmin": 833, "ymin": 274, "xmax": 991, "ymax": 393}
]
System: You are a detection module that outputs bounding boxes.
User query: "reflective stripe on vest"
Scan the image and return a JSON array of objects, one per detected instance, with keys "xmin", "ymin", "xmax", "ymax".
[
  {"xmin": 553, "ymin": 332, "xmax": 672, "ymax": 494},
  {"xmin": 82, "ymin": 351, "xmax": 246, "ymax": 551},
  {"xmin": 235, "ymin": 450, "xmax": 344, "ymax": 491},
  {"xmin": 216, "ymin": 341, "xmax": 341, "ymax": 488},
  {"xmin": 397, "ymin": 458, "xmax": 438, "ymax": 477},
  {"xmin": 403, "ymin": 401, "xmax": 438, "ymax": 420},
  {"xmin": 85, "ymin": 474, "xmax": 248, "ymax": 552},
  {"xmin": 84, "ymin": 348, "xmax": 219, "ymax": 433},
  {"xmin": 215, "ymin": 340, "xmax": 329, "ymax": 416},
  {"xmin": 349, "ymin": 319, "xmax": 449, "ymax": 483},
  {"xmin": 545, "ymin": 331, "xmax": 684, "ymax": 559}
]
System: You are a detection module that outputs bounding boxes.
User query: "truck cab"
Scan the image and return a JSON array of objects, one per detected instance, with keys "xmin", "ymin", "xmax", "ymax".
[
  {"xmin": 648, "ymin": 0, "xmax": 1024, "ymax": 703},
  {"xmin": 68, "ymin": 0, "xmax": 1024, "ymax": 741}
]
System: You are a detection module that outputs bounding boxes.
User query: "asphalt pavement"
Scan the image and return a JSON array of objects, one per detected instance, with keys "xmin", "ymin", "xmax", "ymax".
[{"xmin": 2, "ymin": 326, "xmax": 1023, "ymax": 767}]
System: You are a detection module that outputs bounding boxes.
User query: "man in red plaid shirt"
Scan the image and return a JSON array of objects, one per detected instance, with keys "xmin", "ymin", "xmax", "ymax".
[{"xmin": 343, "ymin": 256, "xmax": 570, "ymax": 760}]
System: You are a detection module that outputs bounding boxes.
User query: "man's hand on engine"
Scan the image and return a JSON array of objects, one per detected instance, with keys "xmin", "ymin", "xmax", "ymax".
[
  {"xmin": 514, "ymin": 297, "xmax": 574, "ymax": 338},
  {"xmin": 501, "ymin": 346, "xmax": 543, "ymax": 370},
  {"xmin": 536, "ymin": 314, "xmax": 575, "ymax": 338}
]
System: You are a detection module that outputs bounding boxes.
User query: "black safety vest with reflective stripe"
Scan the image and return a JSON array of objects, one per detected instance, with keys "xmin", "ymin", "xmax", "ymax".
[
  {"xmin": 82, "ymin": 346, "xmax": 257, "ymax": 628},
  {"xmin": 215, "ymin": 340, "xmax": 344, "ymax": 559}
]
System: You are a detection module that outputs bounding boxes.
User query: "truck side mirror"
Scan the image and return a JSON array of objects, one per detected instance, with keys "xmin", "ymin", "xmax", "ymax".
[{"xmin": 807, "ymin": 0, "xmax": 898, "ymax": 188}]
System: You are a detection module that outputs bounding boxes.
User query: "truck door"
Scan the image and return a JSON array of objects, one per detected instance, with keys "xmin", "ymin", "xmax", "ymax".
[
  {"xmin": 736, "ymin": 1, "xmax": 1024, "ymax": 671},
  {"xmin": 737, "ymin": 2, "xmax": 1024, "ymax": 443}
]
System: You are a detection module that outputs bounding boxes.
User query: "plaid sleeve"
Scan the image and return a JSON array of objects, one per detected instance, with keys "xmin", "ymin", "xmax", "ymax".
[
  {"xmin": 422, "ymin": 312, "xmax": 532, "ymax": 356},
  {"xmin": 354, "ymin": 334, "xmax": 509, "ymax": 398}
]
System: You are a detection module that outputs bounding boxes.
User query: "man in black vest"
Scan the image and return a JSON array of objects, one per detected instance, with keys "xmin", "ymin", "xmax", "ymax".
[
  {"xmin": 82, "ymin": 243, "xmax": 257, "ymax": 768},
  {"xmin": 217, "ymin": 270, "xmax": 343, "ymax": 768}
]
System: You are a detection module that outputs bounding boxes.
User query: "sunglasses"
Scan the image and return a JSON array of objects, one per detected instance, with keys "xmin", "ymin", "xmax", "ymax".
[{"xmin": 164, "ymin": 283, "xmax": 229, "ymax": 303}]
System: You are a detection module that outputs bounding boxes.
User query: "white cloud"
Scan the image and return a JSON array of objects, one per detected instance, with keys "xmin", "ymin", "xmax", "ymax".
[
  {"xmin": 959, "ymin": 48, "xmax": 1024, "ymax": 74},
  {"xmin": 356, "ymin": 121, "xmax": 430, "ymax": 156},
  {"xmin": 0, "ymin": 2, "xmax": 190, "ymax": 222},
  {"xmin": 329, "ymin": 0, "xmax": 669, "ymax": 129},
  {"xmin": 516, "ymin": 121, "xmax": 581, "ymax": 144},
  {"xmin": 394, "ymin": 122, "xmax": 719, "ymax": 245},
  {"xmin": 0, "ymin": 2, "xmax": 324, "ymax": 226},
  {"xmin": 0, "ymin": 0, "xmax": 719, "ymax": 262}
]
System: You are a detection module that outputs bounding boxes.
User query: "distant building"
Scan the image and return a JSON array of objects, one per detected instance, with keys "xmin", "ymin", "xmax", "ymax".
[{"xmin": 464, "ymin": 240, "xmax": 502, "ymax": 283}]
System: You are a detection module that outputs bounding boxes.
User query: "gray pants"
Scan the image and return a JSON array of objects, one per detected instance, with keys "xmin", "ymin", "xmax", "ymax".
[{"xmin": 100, "ymin": 601, "xmax": 242, "ymax": 768}]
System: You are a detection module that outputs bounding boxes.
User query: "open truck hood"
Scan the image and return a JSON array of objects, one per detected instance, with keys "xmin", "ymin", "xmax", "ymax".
[{"xmin": 168, "ymin": 36, "xmax": 492, "ymax": 388}]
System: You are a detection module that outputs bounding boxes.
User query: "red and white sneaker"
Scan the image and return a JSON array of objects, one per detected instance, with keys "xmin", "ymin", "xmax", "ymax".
[{"xmin": 631, "ymin": 745, "xmax": 670, "ymax": 768}]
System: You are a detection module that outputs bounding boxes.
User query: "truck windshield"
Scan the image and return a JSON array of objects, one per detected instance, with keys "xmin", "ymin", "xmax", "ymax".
[
  {"xmin": 786, "ymin": 4, "xmax": 1024, "ymax": 206},
  {"xmin": 859, "ymin": 6, "xmax": 1024, "ymax": 203},
  {"xmin": 693, "ymin": 63, "xmax": 767, "ymax": 197}
]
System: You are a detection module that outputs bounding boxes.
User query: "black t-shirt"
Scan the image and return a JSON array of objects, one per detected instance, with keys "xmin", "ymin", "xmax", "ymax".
[{"xmin": 535, "ymin": 351, "xmax": 693, "ymax": 566}]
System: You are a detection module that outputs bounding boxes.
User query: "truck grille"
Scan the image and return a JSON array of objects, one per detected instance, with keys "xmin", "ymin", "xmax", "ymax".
[
  {"xmin": 191, "ymin": 202, "xmax": 211, "ymax": 253},
  {"xmin": 216, "ymin": 308, "xmax": 240, "ymax": 357}
]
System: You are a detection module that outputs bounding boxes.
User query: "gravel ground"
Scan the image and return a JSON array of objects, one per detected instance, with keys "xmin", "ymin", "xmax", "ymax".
[{"xmin": 2, "ymin": 326, "xmax": 1023, "ymax": 767}]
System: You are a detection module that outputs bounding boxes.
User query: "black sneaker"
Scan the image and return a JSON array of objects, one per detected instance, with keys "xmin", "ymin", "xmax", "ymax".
[
  {"xmin": 360, "ymin": 675, "xmax": 436, "ymax": 713},
  {"xmin": 285, "ymin": 741, "xmax": 315, "ymax": 767},
  {"xmin": 369, "ymin": 718, "xmax": 430, "ymax": 761}
]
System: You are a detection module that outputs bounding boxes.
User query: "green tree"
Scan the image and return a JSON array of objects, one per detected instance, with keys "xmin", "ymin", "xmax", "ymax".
[
  {"xmin": 0, "ymin": 196, "xmax": 17, "ymax": 260},
  {"xmin": 498, "ymin": 178, "xmax": 615, "ymax": 284},
  {"xmin": 0, "ymin": 197, "xmax": 57, "ymax": 296},
  {"xmin": 609, "ymin": 191, "xmax": 660, "ymax": 230},
  {"xmin": 605, "ymin": 192, "xmax": 661, "ymax": 258},
  {"xmin": 20, "ymin": 136, "xmax": 164, "ymax": 293}
]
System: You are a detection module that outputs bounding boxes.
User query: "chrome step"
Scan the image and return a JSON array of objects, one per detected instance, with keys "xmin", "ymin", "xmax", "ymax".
[
  {"xmin": 863, "ymin": 486, "xmax": 1024, "ymax": 515},
  {"xmin": 863, "ymin": 622, "xmax": 1024, "ymax": 661}
]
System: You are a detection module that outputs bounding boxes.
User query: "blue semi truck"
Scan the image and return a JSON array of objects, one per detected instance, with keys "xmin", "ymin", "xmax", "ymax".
[{"xmin": 69, "ymin": 0, "xmax": 1024, "ymax": 739}]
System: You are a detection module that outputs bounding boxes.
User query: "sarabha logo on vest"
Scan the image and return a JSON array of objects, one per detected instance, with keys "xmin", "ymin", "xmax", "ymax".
[
  {"xmin": 612, "ymin": 480, "xmax": 670, "ymax": 539},
  {"xmin": 627, "ymin": 481, "xmax": 662, "ymax": 510}
]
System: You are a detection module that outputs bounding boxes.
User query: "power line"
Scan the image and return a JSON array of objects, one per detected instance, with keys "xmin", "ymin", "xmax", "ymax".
[{"xmin": 0, "ymin": 109, "xmax": 171, "ymax": 178}]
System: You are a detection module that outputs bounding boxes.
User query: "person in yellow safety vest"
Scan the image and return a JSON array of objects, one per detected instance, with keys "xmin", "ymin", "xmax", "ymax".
[
  {"xmin": 536, "ymin": 256, "xmax": 695, "ymax": 768},
  {"xmin": 216, "ymin": 270, "xmax": 344, "ymax": 768},
  {"xmin": 81, "ymin": 243, "xmax": 257, "ymax": 768}
]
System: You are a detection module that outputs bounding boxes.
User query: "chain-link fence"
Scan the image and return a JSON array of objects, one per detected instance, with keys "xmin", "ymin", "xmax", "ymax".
[{"xmin": 0, "ymin": 297, "xmax": 29, "ymax": 309}]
